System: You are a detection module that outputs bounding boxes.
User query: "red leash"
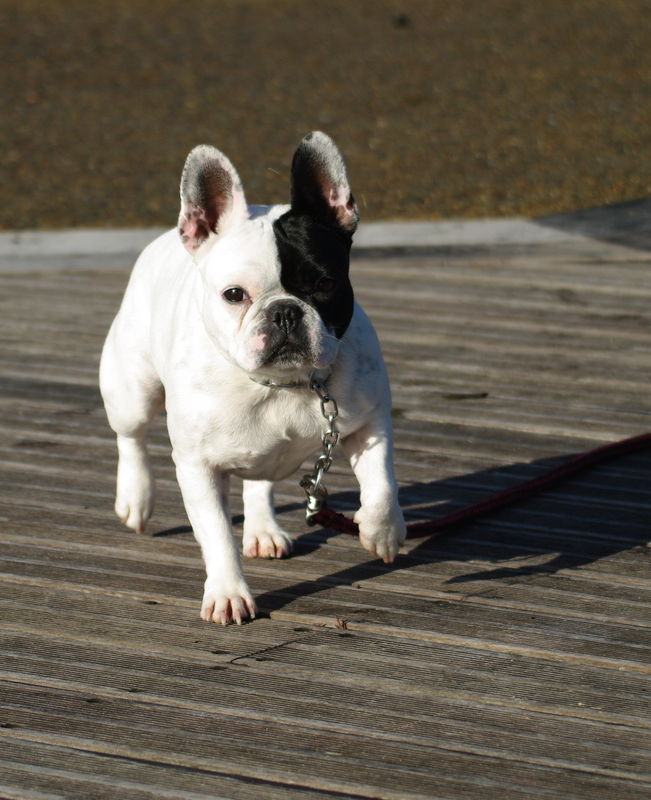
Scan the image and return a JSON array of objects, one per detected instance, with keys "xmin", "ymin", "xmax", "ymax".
[{"xmin": 311, "ymin": 432, "xmax": 651, "ymax": 538}]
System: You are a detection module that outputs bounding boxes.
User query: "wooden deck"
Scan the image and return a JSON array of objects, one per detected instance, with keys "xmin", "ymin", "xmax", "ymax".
[{"xmin": 0, "ymin": 219, "xmax": 650, "ymax": 799}]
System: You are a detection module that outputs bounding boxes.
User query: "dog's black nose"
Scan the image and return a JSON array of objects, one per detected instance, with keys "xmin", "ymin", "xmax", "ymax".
[{"xmin": 271, "ymin": 302, "xmax": 304, "ymax": 334}]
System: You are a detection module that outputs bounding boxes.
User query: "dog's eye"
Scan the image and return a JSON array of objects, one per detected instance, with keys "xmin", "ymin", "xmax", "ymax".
[
  {"xmin": 223, "ymin": 287, "xmax": 246, "ymax": 304},
  {"xmin": 315, "ymin": 277, "xmax": 337, "ymax": 294}
]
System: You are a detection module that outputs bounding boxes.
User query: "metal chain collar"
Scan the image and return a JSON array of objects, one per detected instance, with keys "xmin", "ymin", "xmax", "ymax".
[{"xmin": 300, "ymin": 379, "xmax": 339, "ymax": 524}]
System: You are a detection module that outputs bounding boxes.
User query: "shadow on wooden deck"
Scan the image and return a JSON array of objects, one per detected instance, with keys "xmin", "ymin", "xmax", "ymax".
[
  {"xmin": 250, "ymin": 447, "xmax": 650, "ymax": 617},
  {"xmin": 539, "ymin": 196, "xmax": 651, "ymax": 252}
]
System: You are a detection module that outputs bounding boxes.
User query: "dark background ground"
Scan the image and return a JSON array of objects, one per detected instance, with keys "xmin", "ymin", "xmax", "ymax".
[{"xmin": 3, "ymin": 0, "xmax": 651, "ymax": 229}]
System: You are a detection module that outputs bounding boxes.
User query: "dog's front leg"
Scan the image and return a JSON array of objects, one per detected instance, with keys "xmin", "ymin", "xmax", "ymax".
[
  {"xmin": 342, "ymin": 418, "xmax": 406, "ymax": 563},
  {"xmin": 175, "ymin": 460, "xmax": 256, "ymax": 624}
]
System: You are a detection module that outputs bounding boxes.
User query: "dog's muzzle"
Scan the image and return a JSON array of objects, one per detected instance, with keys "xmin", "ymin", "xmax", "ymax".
[{"xmin": 263, "ymin": 300, "xmax": 309, "ymax": 365}]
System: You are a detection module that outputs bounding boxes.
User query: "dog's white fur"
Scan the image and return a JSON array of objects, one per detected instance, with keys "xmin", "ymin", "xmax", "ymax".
[{"xmin": 100, "ymin": 133, "xmax": 405, "ymax": 624}]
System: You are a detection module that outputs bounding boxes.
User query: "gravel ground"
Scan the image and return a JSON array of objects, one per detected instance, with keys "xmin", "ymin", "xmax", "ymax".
[{"xmin": 3, "ymin": 0, "xmax": 651, "ymax": 228}]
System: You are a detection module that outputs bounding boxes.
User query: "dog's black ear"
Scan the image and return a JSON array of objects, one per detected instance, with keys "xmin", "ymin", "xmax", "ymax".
[
  {"xmin": 178, "ymin": 145, "xmax": 248, "ymax": 253},
  {"xmin": 289, "ymin": 132, "xmax": 359, "ymax": 235}
]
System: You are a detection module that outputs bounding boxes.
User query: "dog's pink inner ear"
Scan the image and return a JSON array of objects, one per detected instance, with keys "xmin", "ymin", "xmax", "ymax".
[
  {"xmin": 178, "ymin": 144, "xmax": 248, "ymax": 254},
  {"xmin": 328, "ymin": 184, "xmax": 358, "ymax": 232},
  {"xmin": 178, "ymin": 205, "xmax": 212, "ymax": 253},
  {"xmin": 290, "ymin": 132, "xmax": 359, "ymax": 235}
]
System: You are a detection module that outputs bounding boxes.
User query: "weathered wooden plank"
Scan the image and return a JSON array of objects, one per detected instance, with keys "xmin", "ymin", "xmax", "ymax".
[
  {"xmin": 0, "ymin": 575, "xmax": 647, "ymax": 666},
  {"xmin": 1, "ymin": 623, "xmax": 648, "ymax": 750},
  {"xmin": 3, "ymin": 647, "xmax": 649, "ymax": 770},
  {"xmin": 6, "ymin": 706, "xmax": 617, "ymax": 800},
  {"xmin": 2, "ymin": 681, "xmax": 650, "ymax": 799},
  {"xmin": 2, "ymin": 660, "xmax": 648, "ymax": 796},
  {"xmin": 0, "ymin": 738, "xmax": 358, "ymax": 800},
  {"xmin": 3, "ymin": 610, "xmax": 650, "ymax": 717},
  {"xmin": 2, "ymin": 552, "xmax": 649, "ymax": 670},
  {"xmin": 1, "ymin": 536, "xmax": 648, "ymax": 636}
]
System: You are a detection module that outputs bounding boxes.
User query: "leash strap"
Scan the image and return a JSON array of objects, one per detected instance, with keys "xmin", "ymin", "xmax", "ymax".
[{"xmin": 310, "ymin": 432, "xmax": 651, "ymax": 539}]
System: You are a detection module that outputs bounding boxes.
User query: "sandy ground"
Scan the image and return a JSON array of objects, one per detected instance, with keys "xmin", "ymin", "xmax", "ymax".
[{"xmin": 3, "ymin": 0, "xmax": 651, "ymax": 228}]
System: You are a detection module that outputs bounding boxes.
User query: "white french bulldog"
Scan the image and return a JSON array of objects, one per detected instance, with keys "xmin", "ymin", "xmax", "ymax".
[{"xmin": 100, "ymin": 132, "xmax": 405, "ymax": 625}]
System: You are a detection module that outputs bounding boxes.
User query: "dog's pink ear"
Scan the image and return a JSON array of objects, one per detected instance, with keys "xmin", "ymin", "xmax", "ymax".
[
  {"xmin": 178, "ymin": 145, "xmax": 248, "ymax": 253},
  {"xmin": 289, "ymin": 131, "xmax": 359, "ymax": 235}
]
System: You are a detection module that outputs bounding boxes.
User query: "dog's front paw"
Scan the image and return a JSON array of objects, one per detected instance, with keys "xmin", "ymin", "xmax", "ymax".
[
  {"xmin": 242, "ymin": 527, "xmax": 293, "ymax": 559},
  {"xmin": 201, "ymin": 577, "xmax": 257, "ymax": 625},
  {"xmin": 355, "ymin": 503, "xmax": 406, "ymax": 564}
]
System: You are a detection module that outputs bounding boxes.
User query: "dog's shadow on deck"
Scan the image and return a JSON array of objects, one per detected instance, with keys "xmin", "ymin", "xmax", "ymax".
[{"xmin": 251, "ymin": 448, "xmax": 649, "ymax": 616}]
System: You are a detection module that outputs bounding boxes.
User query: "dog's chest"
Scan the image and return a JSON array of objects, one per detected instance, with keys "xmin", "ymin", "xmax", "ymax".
[{"xmin": 193, "ymin": 390, "xmax": 324, "ymax": 480}]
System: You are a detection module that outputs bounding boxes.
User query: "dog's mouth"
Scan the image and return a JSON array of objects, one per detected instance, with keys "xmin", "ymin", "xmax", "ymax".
[
  {"xmin": 263, "ymin": 336, "xmax": 311, "ymax": 368},
  {"xmin": 248, "ymin": 300, "xmax": 336, "ymax": 372}
]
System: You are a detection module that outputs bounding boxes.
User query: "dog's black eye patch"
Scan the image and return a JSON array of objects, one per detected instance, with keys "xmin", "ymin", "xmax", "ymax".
[
  {"xmin": 315, "ymin": 277, "xmax": 337, "ymax": 294},
  {"xmin": 273, "ymin": 211, "xmax": 354, "ymax": 339}
]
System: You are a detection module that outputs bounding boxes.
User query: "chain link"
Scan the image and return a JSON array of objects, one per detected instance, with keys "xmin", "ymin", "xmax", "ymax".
[{"xmin": 300, "ymin": 379, "xmax": 340, "ymax": 523}]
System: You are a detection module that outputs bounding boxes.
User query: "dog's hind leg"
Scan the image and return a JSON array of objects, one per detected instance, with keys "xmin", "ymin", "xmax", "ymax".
[
  {"xmin": 241, "ymin": 480, "xmax": 293, "ymax": 558},
  {"xmin": 100, "ymin": 334, "xmax": 164, "ymax": 534}
]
